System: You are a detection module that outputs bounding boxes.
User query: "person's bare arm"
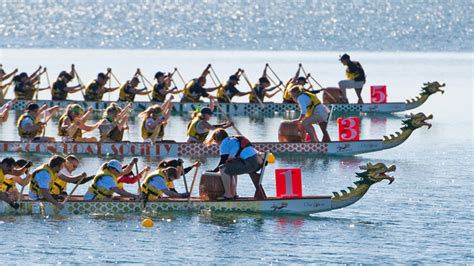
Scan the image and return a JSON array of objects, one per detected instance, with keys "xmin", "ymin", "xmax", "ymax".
[
  {"xmin": 40, "ymin": 188, "xmax": 63, "ymax": 208},
  {"xmin": 1, "ymin": 68, "xmax": 18, "ymax": 81},
  {"xmin": 110, "ymin": 187, "xmax": 140, "ymax": 199}
]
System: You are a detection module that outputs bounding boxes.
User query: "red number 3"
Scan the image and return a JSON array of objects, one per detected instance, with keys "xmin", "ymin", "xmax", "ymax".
[{"xmin": 338, "ymin": 117, "xmax": 360, "ymax": 141}]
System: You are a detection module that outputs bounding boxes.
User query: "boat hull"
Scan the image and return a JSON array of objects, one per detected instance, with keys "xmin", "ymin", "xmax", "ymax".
[
  {"xmin": 0, "ymin": 140, "xmax": 386, "ymax": 157},
  {"xmin": 0, "ymin": 197, "xmax": 333, "ymax": 216},
  {"xmin": 7, "ymin": 99, "xmax": 412, "ymax": 115}
]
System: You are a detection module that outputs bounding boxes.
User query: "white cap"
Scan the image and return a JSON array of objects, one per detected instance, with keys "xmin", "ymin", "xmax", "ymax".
[{"xmin": 107, "ymin": 160, "xmax": 123, "ymax": 172}]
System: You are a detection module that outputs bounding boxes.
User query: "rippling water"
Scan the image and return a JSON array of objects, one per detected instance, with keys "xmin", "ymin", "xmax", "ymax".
[
  {"xmin": 1, "ymin": 0, "xmax": 472, "ymax": 51},
  {"xmin": 0, "ymin": 49, "xmax": 473, "ymax": 263}
]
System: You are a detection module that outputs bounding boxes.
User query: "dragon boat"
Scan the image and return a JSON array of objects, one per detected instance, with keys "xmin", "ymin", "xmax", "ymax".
[
  {"xmin": 0, "ymin": 163, "xmax": 395, "ymax": 216},
  {"xmin": 5, "ymin": 82, "xmax": 444, "ymax": 115},
  {"xmin": 0, "ymin": 113, "xmax": 432, "ymax": 157}
]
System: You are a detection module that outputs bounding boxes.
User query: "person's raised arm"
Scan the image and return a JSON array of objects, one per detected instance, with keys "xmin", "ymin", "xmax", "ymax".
[
  {"xmin": 1, "ymin": 68, "xmax": 18, "ymax": 82},
  {"xmin": 200, "ymin": 64, "xmax": 212, "ymax": 78}
]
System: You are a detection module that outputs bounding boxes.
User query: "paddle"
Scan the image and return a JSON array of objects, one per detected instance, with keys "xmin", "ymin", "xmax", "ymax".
[
  {"xmin": 266, "ymin": 64, "xmax": 285, "ymax": 92},
  {"xmin": 149, "ymin": 97, "xmax": 173, "ymax": 143},
  {"xmin": 175, "ymin": 67, "xmax": 187, "ymax": 86},
  {"xmin": 241, "ymin": 70, "xmax": 264, "ymax": 105},
  {"xmin": 33, "ymin": 68, "xmax": 46, "ymax": 101},
  {"xmin": 72, "ymin": 66, "xmax": 86, "ymax": 99},
  {"xmin": 54, "ymin": 173, "xmax": 88, "ymax": 214},
  {"xmin": 187, "ymin": 163, "xmax": 200, "ymax": 204},
  {"xmin": 181, "ymin": 162, "xmax": 189, "ymax": 194},
  {"xmin": 41, "ymin": 108, "xmax": 55, "ymax": 138},
  {"xmin": 136, "ymin": 69, "xmax": 153, "ymax": 101}
]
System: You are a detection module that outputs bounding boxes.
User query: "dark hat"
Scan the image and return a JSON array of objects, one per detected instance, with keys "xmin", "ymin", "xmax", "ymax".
[
  {"xmin": 229, "ymin": 75, "xmax": 239, "ymax": 81},
  {"xmin": 154, "ymin": 71, "xmax": 165, "ymax": 79},
  {"xmin": 131, "ymin": 77, "xmax": 140, "ymax": 83},
  {"xmin": 97, "ymin": 72, "xmax": 107, "ymax": 80},
  {"xmin": 200, "ymin": 107, "xmax": 213, "ymax": 115},
  {"xmin": 339, "ymin": 53, "xmax": 350, "ymax": 61},
  {"xmin": 297, "ymin": 76, "xmax": 307, "ymax": 83},
  {"xmin": 259, "ymin": 77, "xmax": 270, "ymax": 83},
  {"xmin": 26, "ymin": 103, "xmax": 40, "ymax": 111},
  {"xmin": 59, "ymin": 71, "xmax": 73, "ymax": 80}
]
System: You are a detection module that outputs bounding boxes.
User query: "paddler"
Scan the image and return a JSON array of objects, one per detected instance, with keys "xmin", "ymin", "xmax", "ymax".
[
  {"xmin": 186, "ymin": 105, "xmax": 232, "ymax": 143},
  {"xmin": 17, "ymin": 103, "xmax": 59, "ymax": 142},
  {"xmin": 13, "ymin": 66, "xmax": 48, "ymax": 100},
  {"xmin": 29, "ymin": 155, "xmax": 87, "ymax": 209},
  {"xmin": 0, "ymin": 159, "xmax": 33, "ymax": 202},
  {"xmin": 84, "ymin": 159, "xmax": 141, "ymax": 201},
  {"xmin": 51, "ymin": 65, "xmax": 84, "ymax": 100},
  {"xmin": 289, "ymin": 86, "xmax": 331, "ymax": 142},
  {"xmin": 98, "ymin": 103, "xmax": 131, "ymax": 142},
  {"xmin": 156, "ymin": 159, "xmax": 201, "ymax": 193},
  {"xmin": 50, "ymin": 155, "xmax": 93, "ymax": 200},
  {"xmin": 0, "ymin": 99, "xmax": 16, "ymax": 123},
  {"xmin": 206, "ymin": 129, "xmax": 265, "ymax": 200},
  {"xmin": 139, "ymin": 96, "xmax": 173, "ymax": 142},
  {"xmin": 180, "ymin": 65, "xmax": 219, "ymax": 103},
  {"xmin": 151, "ymin": 71, "xmax": 181, "ymax": 102},
  {"xmin": 249, "ymin": 76, "xmax": 281, "ymax": 103},
  {"xmin": 140, "ymin": 166, "xmax": 189, "ymax": 200},
  {"xmin": 118, "ymin": 70, "xmax": 150, "ymax": 102},
  {"xmin": 58, "ymin": 104, "xmax": 101, "ymax": 142},
  {"xmin": 338, "ymin": 53, "xmax": 366, "ymax": 104},
  {"xmin": 282, "ymin": 65, "xmax": 305, "ymax": 103},
  {"xmin": 84, "ymin": 71, "xmax": 119, "ymax": 101},
  {"xmin": 216, "ymin": 69, "xmax": 251, "ymax": 103},
  {"xmin": 0, "ymin": 158, "xmax": 32, "ymax": 208}
]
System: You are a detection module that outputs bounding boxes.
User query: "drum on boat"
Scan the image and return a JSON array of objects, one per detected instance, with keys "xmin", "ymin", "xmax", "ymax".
[
  {"xmin": 199, "ymin": 172, "xmax": 236, "ymax": 200},
  {"xmin": 323, "ymin": 88, "xmax": 344, "ymax": 104},
  {"xmin": 278, "ymin": 120, "xmax": 304, "ymax": 142}
]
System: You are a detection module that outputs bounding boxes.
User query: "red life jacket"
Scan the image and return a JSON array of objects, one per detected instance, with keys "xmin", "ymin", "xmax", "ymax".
[{"xmin": 233, "ymin": 135, "xmax": 252, "ymax": 158}]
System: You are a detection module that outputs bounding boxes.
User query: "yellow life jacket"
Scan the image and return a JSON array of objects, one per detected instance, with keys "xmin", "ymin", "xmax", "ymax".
[
  {"xmin": 187, "ymin": 116, "xmax": 208, "ymax": 142},
  {"xmin": 140, "ymin": 169, "xmax": 173, "ymax": 200},
  {"xmin": 141, "ymin": 118, "xmax": 163, "ymax": 140},
  {"xmin": 29, "ymin": 164, "xmax": 57, "ymax": 198},
  {"xmin": 283, "ymin": 81, "xmax": 295, "ymax": 101},
  {"xmin": 51, "ymin": 178, "xmax": 67, "ymax": 195},
  {"xmin": 58, "ymin": 114, "xmax": 82, "ymax": 140},
  {"xmin": 51, "ymin": 80, "xmax": 68, "ymax": 100},
  {"xmin": 86, "ymin": 170, "xmax": 118, "ymax": 200},
  {"xmin": 118, "ymin": 82, "xmax": 135, "ymax": 102},
  {"xmin": 216, "ymin": 82, "xmax": 227, "ymax": 99},
  {"xmin": 249, "ymin": 84, "xmax": 263, "ymax": 103},
  {"xmin": 299, "ymin": 90, "xmax": 322, "ymax": 118},
  {"xmin": 17, "ymin": 113, "xmax": 43, "ymax": 139},
  {"xmin": 0, "ymin": 177, "xmax": 16, "ymax": 193},
  {"xmin": 345, "ymin": 61, "xmax": 366, "ymax": 81},
  {"xmin": 14, "ymin": 82, "xmax": 33, "ymax": 100},
  {"xmin": 182, "ymin": 79, "xmax": 200, "ymax": 102},
  {"xmin": 100, "ymin": 117, "xmax": 124, "ymax": 142},
  {"xmin": 152, "ymin": 83, "xmax": 166, "ymax": 102},
  {"xmin": 0, "ymin": 169, "xmax": 7, "ymax": 192},
  {"xmin": 84, "ymin": 80, "xmax": 104, "ymax": 101}
]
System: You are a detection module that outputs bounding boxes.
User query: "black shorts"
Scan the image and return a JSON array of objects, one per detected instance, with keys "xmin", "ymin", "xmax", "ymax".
[{"xmin": 221, "ymin": 155, "xmax": 262, "ymax": 176}]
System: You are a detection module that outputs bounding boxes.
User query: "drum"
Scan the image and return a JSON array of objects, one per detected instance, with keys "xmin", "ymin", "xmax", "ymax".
[
  {"xmin": 199, "ymin": 171, "xmax": 237, "ymax": 200},
  {"xmin": 278, "ymin": 120, "xmax": 304, "ymax": 142},
  {"xmin": 323, "ymin": 88, "xmax": 343, "ymax": 104}
]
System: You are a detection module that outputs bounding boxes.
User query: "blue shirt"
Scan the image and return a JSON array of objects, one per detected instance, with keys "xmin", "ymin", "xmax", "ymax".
[{"xmin": 220, "ymin": 137, "xmax": 257, "ymax": 160}]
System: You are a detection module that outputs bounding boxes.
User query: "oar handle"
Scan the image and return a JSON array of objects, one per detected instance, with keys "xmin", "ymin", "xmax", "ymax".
[
  {"xmin": 242, "ymin": 72, "xmax": 264, "ymax": 105},
  {"xmin": 188, "ymin": 164, "xmax": 200, "ymax": 201},
  {"xmin": 62, "ymin": 173, "xmax": 87, "ymax": 204},
  {"xmin": 73, "ymin": 68, "xmax": 86, "ymax": 98}
]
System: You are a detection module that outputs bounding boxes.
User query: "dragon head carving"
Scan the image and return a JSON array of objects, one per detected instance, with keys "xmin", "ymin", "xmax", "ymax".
[
  {"xmin": 421, "ymin": 81, "xmax": 445, "ymax": 96},
  {"xmin": 357, "ymin": 162, "xmax": 396, "ymax": 185},
  {"xmin": 402, "ymin": 112, "xmax": 433, "ymax": 130}
]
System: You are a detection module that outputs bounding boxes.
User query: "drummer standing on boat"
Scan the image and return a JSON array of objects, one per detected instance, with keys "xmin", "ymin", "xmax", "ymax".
[
  {"xmin": 338, "ymin": 53, "xmax": 366, "ymax": 104},
  {"xmin": 289, "ymin": 86, "xmax": 331, "ymax": 142},
  {"xmin": 51, "ymin": 65, "xmax": 83, "ymax": 101}
]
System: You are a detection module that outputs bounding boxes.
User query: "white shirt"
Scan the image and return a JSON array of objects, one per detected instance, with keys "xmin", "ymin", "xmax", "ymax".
[
  {"xmin": 220, "ymin": 137, "xmax": 257, "ymax": 160},
  {"xmin": 28, "ymin": 170, "xmax": 52, "ymax": 200},
  {"xmin": 83, "ymin": 175, "xmax": 118, "ymax": 200}
]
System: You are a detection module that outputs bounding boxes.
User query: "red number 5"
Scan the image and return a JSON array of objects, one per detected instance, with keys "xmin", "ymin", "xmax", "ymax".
[{"xmin": 370, "ymin": 85, "xmax": 387, "ymax": 103}]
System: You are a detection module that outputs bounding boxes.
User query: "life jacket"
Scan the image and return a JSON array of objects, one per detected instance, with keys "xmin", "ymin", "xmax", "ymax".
[
  {"xmin": 345, "ymin": 61, "xmax": 366, "ymax": 82},
  {"xmin": 249, "ymin": 84, "xmax": 264, "ymax": 103},
  {"xmin": 100, "ymin": 117, "xmax": 124, "ymax": 142},
  {"xmin": 0, "ymin": 169, "xmax": 6, "ymax": 192},
  {"xmin": 283, "ymin": 81, "xmax": 295, "ymax": 102},
  {"xmin": 217, "ymin": 82, "xmax": 233, "ymax": 102},
  {"xmin": 51, "ymin": 80, "xmax": 68, "ymax": 100},
  {"xmin": 230, "ymin": 135, "xmax": 252, "ymax": 158},
  {"xmin": 151, "ymin": 82, "xmax": 166, "ymax": 102},
  {"xmin": 186, "ymin": 116, "xmax": 208, "ymax": 142},
  {"xmin": 58, "ymin": 115, "xmax": 82, "ymax": 140},
  {"xmin": 17, "ymin": 113, "xmax": 42, "ymax": 139},
  {"xmin": 140, "ymin": 169, "xmax": 173, "ymax": 200},
  {"xmin": 182, "ymin": 79, "xmax": 201, "ymax": 102},
  {"xmin": 141, "ymin": 118, "xmax": 164, "ymax": 140},
  {"xmin": 118, "ymin": 82, "xmax": 135, "ymax": 102},
  {"xmin": 0, "ymin": 176, "xmax": 16, "ymax": 193},
  {"xmin": 86, "ymin": 170, "xmax": 118, "ymax": 200},
  {"xmin": 51, "ymin": 178, "xmax": 67, "ymax": 195},
  {"xmin": 84, "ymin": 80, "xmax": 104, "ymax": 101},
  {"xmin": 29, "ymin": 164, "xmax": 57, "ymax": 198},
  {"xmin": 299, "ymin": 90, "xmax": 322, "ymax": 118},
  {"xmin": 14, "ymin": 82, "xmax": 30, "ymax": 100}
]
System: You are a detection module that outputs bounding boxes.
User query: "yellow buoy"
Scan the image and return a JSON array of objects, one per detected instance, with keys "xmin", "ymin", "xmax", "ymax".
[
  {"xmin": 142, "ymin": 218, "xmax": 154, "ymax": 228},
  {"xmin": 267, "ymin": 152, "xmax": 276, "ymax": 164}
]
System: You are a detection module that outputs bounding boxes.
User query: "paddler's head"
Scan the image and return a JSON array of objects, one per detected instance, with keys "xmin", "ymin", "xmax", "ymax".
[
  {"xmin": 228, "ymin": 75, "xmax": 240, "ymax": 86},
  {"xmin": 26, "ymin": 103, "xmax": 40, "ymax": 116},
  {"xmin": 97, "ymin": 72, "xmax": 108, "ymax": 85},
  {"xmin": 0, "ymin": 157, "xmax": 16, "ymax": 175},
  {"xmin": 259, "ymin": 77, "xmax": 270, "ymax": 88},
  {"xmin": 59, "ymin": 71, "xmax": 73, "ymax": 83},
  {"xmin": 105, "ymin": 103, "xmax": 121, "ymax": 119},
  {"xmin": 68, "ymin": 104, "xmax": 84, "ymax": 120},
  {"xmin": 200, "ymin": 107, "xmax": 213, "ymax": 120},
  {"xmin": 106, "ymin": 159, "xmax": 123, "ymax": 176},
  {"xmin": 198, "ymin": 76, "xmax": 207, "ymax": 86},
  {"xmin": 163, "ymin": 167, "xmax": 178, "ymax": 181},
  {"xmin": 206, "ymin": 128, "xmax": 229, "ymax": 145},
  {"xmin": 65, "ymin": 155, "xmax": 80, "ymax": 173},
  {"xmin": 150, "ymin": 105, "xmax": 164, "ymax": 120},
  {"xmin": 155, "ymin": 72, "xmax": 165, "ymax": 83},
  {"xmin": 289, "ymin": 86, "xmax": 302, "ymax": 102},
  {"xmin": 130, "ymin": 77, "xmax": 140, "ymax": 88},
  {"xmin": 296, "ymin": 76, "xmax": 307, "ymax": 85},
  {"xmin": 48, "ymin": 155, "xmax": 66, "ymax": 173},
  {"xmin": 339, "ymin": 53, "xmax": 350, "ymax": 65},
  {"xmin": 19, "ymin": 72, "xmax": 28, "ymax": 83}
]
